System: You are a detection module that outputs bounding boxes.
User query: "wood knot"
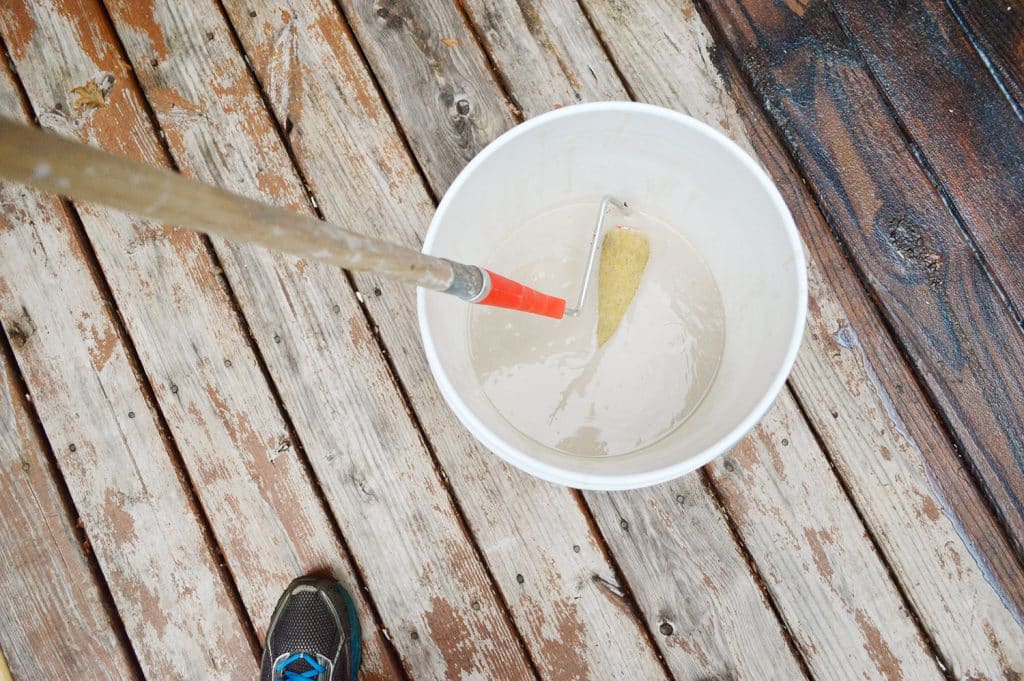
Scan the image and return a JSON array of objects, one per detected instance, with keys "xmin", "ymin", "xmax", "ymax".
[
  {"xmin": 7, "ymin": 306, "xmax": 37, "ymax": 347},
  {"xmin": 350, "ymin": 472, "xmax": 376, "ymax": 500},
  {"xmin": 881, "ymin": 213, "xmax": 943, "ymax": 286},
  {"xmin": 376, "ymin": 2, "xmax": 405, "ymax": 31}
]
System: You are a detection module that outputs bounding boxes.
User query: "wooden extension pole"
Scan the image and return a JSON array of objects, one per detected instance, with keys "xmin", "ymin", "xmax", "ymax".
[{"xmin": 0, "ymin": 117, "xmax": 455, "ymax": 291}]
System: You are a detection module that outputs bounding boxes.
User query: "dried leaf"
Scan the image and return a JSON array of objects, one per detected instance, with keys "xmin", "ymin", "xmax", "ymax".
[{"xmin": 71, "ymin": 80, "xmax": 106, "ymax": 110}]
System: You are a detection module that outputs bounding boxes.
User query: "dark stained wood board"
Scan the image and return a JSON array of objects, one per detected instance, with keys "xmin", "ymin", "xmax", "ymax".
[
  {"xmin": 827, "ymin": 0, "xmax": 1024, "ymax": 334},
  {"xmin": 700, "ymin": 0, "xmax": 1024, "ymax": 568},
  {"xmin": 676, "ymin": 0, "xmax": 1024, "ymax": 626},
  {"xmin": 948, "ymin": 0, "xmax": 1024, "ymax": 110}
]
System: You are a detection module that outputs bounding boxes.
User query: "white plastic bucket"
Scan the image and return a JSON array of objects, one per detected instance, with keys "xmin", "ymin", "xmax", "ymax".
[{"xmin": 418, "ymin": 102, "xmax": 807, "ymax": 490}]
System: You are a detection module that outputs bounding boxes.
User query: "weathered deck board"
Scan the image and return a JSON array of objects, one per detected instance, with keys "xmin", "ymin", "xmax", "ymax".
[
  {"xmin": 97, "ymin": 0, "xmax": 537, "ymax": 676},
  {"xmin": 338, "ymin": 0, "xmax": 955, "ymax": 676},
  {"xmin": 703, "ymin": 0, "xmax": 1024, "ymax": 567},
  {"xmin": 341, "ymin": 0, "xmax": 515, "ymax": 193},
  {"xmin": 0, "ymin": 4, "xmax": 401, "ymax": 677},
  {"xmin": 594, "ymin": 483, "xmax": 807, "ymax": 677},
  {"xmin": 948, "ymin": 0, "xmax": 1024, "ymax": 109},
  {"xmin": 218, "ymin": 0, "xmax": 669, "ymax": 677},
  {"xmin": 578, "ymin": 0, "xmax": 1024, "ymax": 670},
  {"xmin": 467, "ymin": 0, "xmax": 1024, "ymax": 674},
  {"xmin": 0, "ymin": 56, "xmax": 256, "ymax": 681},
  {"xmin": 710, "ymin": 400, "xmax": 944, "ymax": 678},
  {"xmin": 829, "ymin": 0, "xmax": 1024, "ymax": 337},
  {"xmin": 0, "ymin": 328, "xmax": 137, "ymax": 678},
  {"xmin": 457, "ymin": 0, "xmax": 625, "ymax": 108}
]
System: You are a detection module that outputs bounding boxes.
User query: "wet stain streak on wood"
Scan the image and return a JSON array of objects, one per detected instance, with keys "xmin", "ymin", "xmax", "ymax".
[{"xmin": 704, "ymin": 0, "xmax": 1024, "ymax": 577}]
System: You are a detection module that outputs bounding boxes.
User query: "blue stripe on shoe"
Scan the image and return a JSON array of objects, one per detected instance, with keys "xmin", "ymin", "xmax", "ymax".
[{"xmin": 276, "ymin": 652, "xmax": 325, "ymax": 680}]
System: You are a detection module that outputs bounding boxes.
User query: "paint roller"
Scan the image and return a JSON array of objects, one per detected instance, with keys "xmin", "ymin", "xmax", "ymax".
[{"xmin": 0, "ymin": 118, "xmax": 647, "ymax": 344}]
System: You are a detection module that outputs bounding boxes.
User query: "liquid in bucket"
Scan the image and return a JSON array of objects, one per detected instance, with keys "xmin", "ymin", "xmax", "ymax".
[{"xmin": 469, "ymin": 203, "xmax": 726, "ymax": 457}]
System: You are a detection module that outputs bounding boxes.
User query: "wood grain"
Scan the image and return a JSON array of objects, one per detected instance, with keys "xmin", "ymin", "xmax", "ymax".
[
  {"xmin": 470, "ymin": 0, "xmax": 1024, "ymax": 674},
  {"xmin": 828, "ymin": 0, "xmax": 1024, "ymax": 332},
  {"xmin": 338, "ymin": 0, "xmax": 513, "ymax": 193},
  {"xmin": 0, "ymin": 56, "xmax": 256, "ymax": 681},
  {"xmin": 711, "ymin": 397, "xmax": 943, "ymax": 679},
  {"xmin": 725, "ymin": 14, "xmax": 1024, "ymax": 680},
  {"xmin": 949, "ymin": 0, "xmax": 1024, "ymax": 109},
  {"xmin": 220, "ymin": 0, "xmax": 670, "ymax": 677},
  {"xmin": 0, "ymin": 5, "xmax": 402, "ymax": 678},
  {"xmin": 591, "ymin": 478, "xmax": 807, "ymax": 678},
  {"xmin": 457, "ymin": 0, "xmax": 624, "ymax": 108},
  {"xmin": 704, "ymin": 0, "xmax": 1024, "ymax": 573},
  {"xmin": 95, "ymin": 0, "xmax": 537, "ymax": 676},
  {"xmin": 0, "ymin": 327, "xmax": 137, "ymax": 679}
]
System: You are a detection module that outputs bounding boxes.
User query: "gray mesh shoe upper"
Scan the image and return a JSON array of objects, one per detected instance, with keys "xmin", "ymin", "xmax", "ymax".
[{"xmin": 260, "ymin": 577, "xmax": 360, "ymax": 681}]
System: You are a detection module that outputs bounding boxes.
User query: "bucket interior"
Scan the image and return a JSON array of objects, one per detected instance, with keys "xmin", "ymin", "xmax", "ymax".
[{"xmin": 420, "ymin": 104, "xmax": 804, "ymax": 488}]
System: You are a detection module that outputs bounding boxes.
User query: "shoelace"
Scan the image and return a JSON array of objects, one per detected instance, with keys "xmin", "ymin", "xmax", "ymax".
[{"xmin": 275, "ymin": 652, "xmax": 325, "ymax": 680}]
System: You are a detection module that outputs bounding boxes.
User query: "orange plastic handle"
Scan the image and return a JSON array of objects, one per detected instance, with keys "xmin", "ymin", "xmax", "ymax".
[{"xmin": 478, "ymin": 270, "xmax": 567, "ymax": 319}]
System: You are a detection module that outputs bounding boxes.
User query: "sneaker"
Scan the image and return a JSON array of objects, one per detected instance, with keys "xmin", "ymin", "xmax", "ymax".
[{"xmin": 260, "ymin": 576, "xmax": 362, "ymax": 681}]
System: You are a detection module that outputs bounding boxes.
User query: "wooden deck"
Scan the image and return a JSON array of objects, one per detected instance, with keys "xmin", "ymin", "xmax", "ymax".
[{"xmin": 1, "ymin": 0, "xmax": 1022, "ymax": 678}]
